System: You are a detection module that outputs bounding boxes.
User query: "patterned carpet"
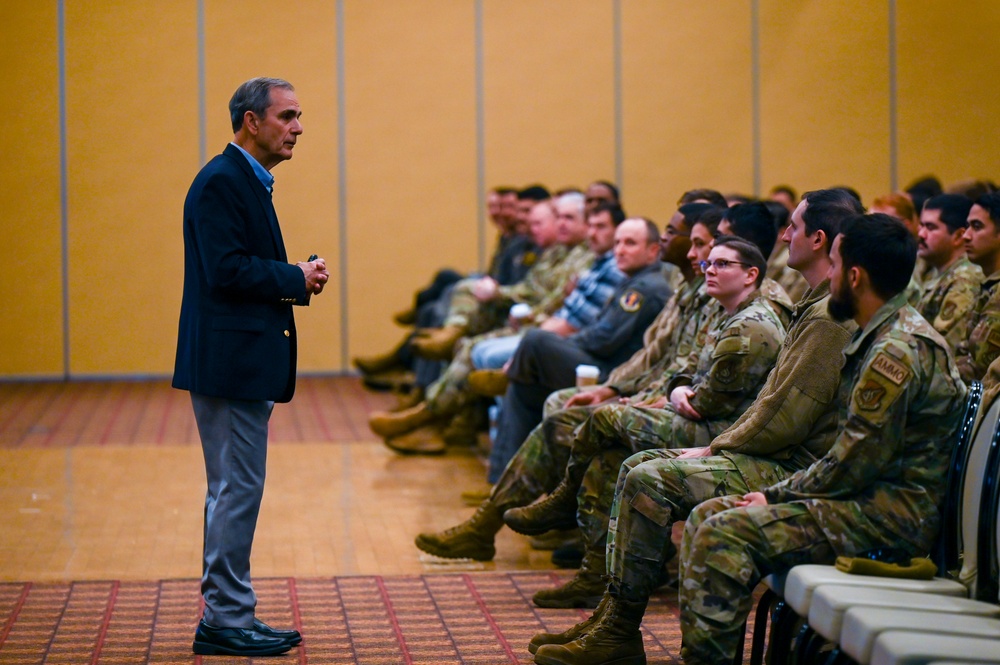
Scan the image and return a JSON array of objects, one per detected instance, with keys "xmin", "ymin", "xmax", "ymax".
[{"xmin": 0, "ymin": 572, "xmax": 749, "ymax": 664}]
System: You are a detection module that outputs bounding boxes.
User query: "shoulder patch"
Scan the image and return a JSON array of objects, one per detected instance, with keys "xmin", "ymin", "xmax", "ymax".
[
  {"xmin": 939, "ymin": 300, "xmax": 957, "ymax": 322},
  {"xmin": 521, "ymin": 251, "xmax": 537, "ymax": 267},
  {"xmin": 988, "ymin": 329, "xmax": 1000, "ymax": 349},
  {"xmin": 619, "ymin": 290, "xmax": 643, "ymax": 313},
  {"xmin": 871, "ymin": 351, "xmax": 910, "ymax": 386},
  {"xmin": 854, "ymin": 379, "xmax": 887, "ymax": 411}
]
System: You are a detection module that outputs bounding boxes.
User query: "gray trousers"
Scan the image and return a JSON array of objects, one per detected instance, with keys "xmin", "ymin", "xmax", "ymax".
[{"xmin": 191, "ymin": 393, "xmax": 273, "ymax": 628}]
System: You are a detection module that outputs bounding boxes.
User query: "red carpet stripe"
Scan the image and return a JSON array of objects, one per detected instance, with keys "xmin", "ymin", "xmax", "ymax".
[
  {"xmin": 374, "ymin": 575, "xmax": 414, "ymax": 665},
  {"xmin": 89, "ymin": 581, "xmax": 119, "ymax": 664},
  {"xmin": 0, "ymin": 582, "xmax": 31, "ymax": 648}
]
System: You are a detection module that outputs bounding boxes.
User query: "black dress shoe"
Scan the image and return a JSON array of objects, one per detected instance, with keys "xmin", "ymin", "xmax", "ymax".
[
  {"xmin": 192, "ymin": 620, "xmax": 292, "ymax": 656},
  {"xmin": 253, "ymin": 618, "xmax": 302, "ymax": 646}
]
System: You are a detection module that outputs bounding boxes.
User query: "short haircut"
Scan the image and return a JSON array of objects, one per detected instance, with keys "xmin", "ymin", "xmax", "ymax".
[
  {"xmin": 590, "ymin": 201, "xmax": 627, "ymax": 226},
  {"xmin": 801, "ymin": 188, "xmax": 865, "ymax": 253},
  {"xmin": 723, "ymin": 202, "xmax": 778, "ymax": 258},
  {"xmin": 923, "ymin": 194, "xmax": 974, "ymax": 233},
  {"xmin": 518, "ymin": 185, "xmax": 551, "ymax": 201},
  {"xmin": 770, "ymin": 184, "xmax": 797, "ymax": 200},
  {"xmin": 764, "ymin": 200, "xmax": 790, "ymax": 231},
  {"xmin": 678, "ymin": 203, "xmax": 720, "ymax": 231},
  {"xmin": 229, "ymin": 77, "xmax": 294, "ymax": 133},
  {"xmin": 635, "ymin": 218, "xmax": 661, "ymax": 245},
  {"xmin": 837, "ymin": 213, "xmax": 916, "ymax": 301},
  {"xmin": 726, "ymin": 193, "xmax": 755, "ymax": 206},
  {"xmin": 831, "ymin": 185, "xmax": 863, "ymax": 205},
  {"xmin": 558, "ymin": 191, "xmax": 586, "ymax": 216},
  {"xmin": 975, "ymin": 192, "xmax": 1000, "ymax": 225},
  {"xmin": 590, "ymin": 180, "xmax": 620, "ymax": 202},
  {"xmin": 872, "ymin": 192, "xmax": 916, "ymax": 222},
  {"xmin": 493, "ymin": 186, "xmax": 518, "ymax": 196},
  {"xmin": 695, "ymin": 206, "xmax": 725, "ymax": 237},
  {"xmin": 905, "ymin": 175, "xmax": 943, "ymax": 214},
  {"xmin": 713, "ymin": 235, "xmax": 767, "ymax": 287},
  {"xmin": 678, "ymin": 188, "xmax": 727, "ymax": 208}
]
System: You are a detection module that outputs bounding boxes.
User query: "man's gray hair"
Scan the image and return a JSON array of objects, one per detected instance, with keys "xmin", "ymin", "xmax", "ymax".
[{"xmin": 229, "ymin": 77, "xmax": 294, "ymax": 133}]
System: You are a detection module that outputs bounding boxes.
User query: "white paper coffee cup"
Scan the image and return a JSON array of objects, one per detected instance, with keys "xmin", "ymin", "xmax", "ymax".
[
  {"xmin": 510, "ymin": 303, "xmax": 533, "ymax": 323},
  {"xmin": 576, "ymin": 364, "xmax": 600, "ymax": 388}
]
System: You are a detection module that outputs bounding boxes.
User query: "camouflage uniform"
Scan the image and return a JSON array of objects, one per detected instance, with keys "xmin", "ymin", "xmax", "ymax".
[
  {"xmin": 954, "ymin": 269, "xmax": 1000, "ymax": 384},
  {"xmin": 483, "ymin": 276, "xmax": 708, "ymax": 509},
  {"xmin": 563, "ymin": 292, "xmax": 785, "ymax": 553},
  {"xmin": 677, "ymin": 293, "xmax": 967, "ymax": 665},
  {"xmin": 426, "ymin": 251, "xmax": 622, "ymax": 418},
  {"xmin": 916, "ymin": 256, "xmax": 982, "ymax": 351},
  {"xmin": 443, "ymin": 242, "xmax": 594, "ymax": 335},
  {"xmin": 601, "ymin": 282, "xmax": 854, "ymax": 599}
]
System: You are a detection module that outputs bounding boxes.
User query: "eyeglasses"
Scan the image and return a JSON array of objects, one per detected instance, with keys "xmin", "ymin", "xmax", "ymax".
[
  {"xmin": 660, "ymin": 226, "xmax": 690, "ymax": 242},
  {"xmin": 699, "ymin": 259, "xmax": 752, "ymax": 271}
]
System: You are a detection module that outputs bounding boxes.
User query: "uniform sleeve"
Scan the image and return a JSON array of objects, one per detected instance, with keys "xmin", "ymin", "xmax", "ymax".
[
  {"xmin": 956, "ymin": 311, "xmax": 1000, "ymax": 384},
  {"xmin": 762, "ymin": 340, "xmax": 916, "ymax": 502},
  {"xmin": 933, "ymin": 278, "xmax": 979, "ymax": 350},
  {"xmin": 192, "ymin": 172, "xmax": 307, "ymax": 303},
  {"xmin": 572, "ymin": 284, "xmax": 665, "ymax": 357},
  {"xmin": 686, "ymin": 315, "xmax": 782, "ymax": 420},
  {"xmin": 709, "ymin": 317, "xmax": 851, "ymax": 456}
]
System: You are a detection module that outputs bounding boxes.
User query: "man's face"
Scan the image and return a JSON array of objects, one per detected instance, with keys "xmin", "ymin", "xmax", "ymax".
[
  {"xmin": 918, "ymin": 207, "xmax": 963, "ymax": 268},
  {"xmin": 783, "ymin": 200, "xmax": 816, "ymax": 271},
  {"xmin": 686, "ymin": 222, "xmax": 714, "ymax": 275},
  {"xmin": 964, "ymin": 204, "xmax": 1000, "ymax": 269},
  {"xmin": 584, "ymin": 183, "xmax": 615, "ymax": 215},
  {"xmin": 703, "ymin": 245, "xmax": 754, "ymax": 303},
  {"xmin": 516, "ymin": 198, "xmax": 535, "ymax": 227},
  {"xmin": 555, "ymin": 200, "xmax": 588, "ymax": 245},
  {"xmin": 827, "ymin": 235, "xmax": 856, "ymax": 322},
  {"xmin": 660, "ymin": 211, "xmax": 692, "ymax": 266},
  {"xmin": 527, "ymin": 202, "xmax": 558, "ymax": 248},
  {"xmin": 586, "ymin": 211, "xmax": 617, "ymax": 255},
  {"xmin": 770, "ymin": 191, "xmax": 795, "ymax": 213},
  {"xmin": 251, "ymin": 87, "xmax": 302, "ymax": 169},
  {"xmin": 487, "ymin": 192, "xmax": 503, "ymax": 224},
  {"xmin": 500, "ymin": 192, "xmax": 519, "ymax": 226},
  {"xmin": 718, "ymin": 218, "xmax": 733, "ymax": 236},
  {"xmin": 614, "ymin": 220, "xmax": 657, "ymax": 275}
]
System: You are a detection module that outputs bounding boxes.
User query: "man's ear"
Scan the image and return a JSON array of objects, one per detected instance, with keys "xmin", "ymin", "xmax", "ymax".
[
  {"xmin": 244, "ymin": 111, "xmax": 259, "ymax": 135},
  {"xmin": 811, "ymin": 229, "xmax": 827, "ymax": 252},
  {"xmin": 848, "ymin": 265, "xmax": 864, "ymax": 290},
  {"xmin": 746, "ymin": 266, "xmax": 760, "ymax": 287}
]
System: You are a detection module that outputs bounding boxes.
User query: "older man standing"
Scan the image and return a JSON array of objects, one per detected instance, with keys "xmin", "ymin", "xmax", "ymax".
[{"xmin": 173, "ymin": 77, "xmax": 328, "ymax": 657}]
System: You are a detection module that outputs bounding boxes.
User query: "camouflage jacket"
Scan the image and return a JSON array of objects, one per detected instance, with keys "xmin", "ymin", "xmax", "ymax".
[
  {"xmin": 499, "ymin": 242, "xmax": 595, "ymax": 316},
  {"xmin": 665, "ymin": 290, "xmax": 786, "ymax": 424},
  {"xmin": 916, "ymin": 256, "xmax": 982, "ymax": 351},
  {"xmin": 762, "ymin": 292, "xmax": 967, "ymax": 554},
  {"xmin": 954, "ymin": 269, "xmax": 1000, "ymax": 384},
  {"xmin": 710, "ymin": 281, "xmax": 856, "ymax": 470},
  {"xmin": 605, "ymin": 275, "xmax": 710, "ymax": 395}
]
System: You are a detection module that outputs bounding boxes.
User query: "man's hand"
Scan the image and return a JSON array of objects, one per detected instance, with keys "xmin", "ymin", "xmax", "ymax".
[
  {"xmin": 297, "ymin": 258, "xmax": 329, "ymax": 295},
  {"xmin": 676, "ymin": 447, "xmax": 713, "ymax": 459},
  {"xmin": 472, "ymin": 277, "xmax": 499, "ymax": 302},
  {"xmin": 735, "ymin": 492, "xmax": 768, "ymax": 508},
  {"xmin": 669, "ymin": 386, "xmax": 702, "ymax": 420},
  {"xmin": 564, "ymin": 385, "xmax": 617, "ymax": 408},
  {"xmin": 539, "ymin": 317, "xmax": 576, "ymax": 337}
]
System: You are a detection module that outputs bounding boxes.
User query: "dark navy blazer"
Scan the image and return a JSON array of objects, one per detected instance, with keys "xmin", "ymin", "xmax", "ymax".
[{"xmin": 173, "ymin": 144, "xmax": 308, "ymax": 403}]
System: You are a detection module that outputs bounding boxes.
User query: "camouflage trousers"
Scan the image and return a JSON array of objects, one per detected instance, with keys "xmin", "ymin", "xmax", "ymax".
[
  {"xmin": 425, "ymin": 326, "xmax": 521, "ymax": 417},
  {"xmin": 677, "ymin": 496, "xmax": 885, "ymax": 665},
  {"xmin": 607, "ymin": 450, "xmax": 794, "ymax": 600},
  {"xmin": 442, "ymin": 278, "xmax": 507, "ymax": 334}
]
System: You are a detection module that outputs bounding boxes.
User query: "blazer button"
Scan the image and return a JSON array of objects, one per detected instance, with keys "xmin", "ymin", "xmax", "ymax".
[{"xmin": 284, "ymin": 330, "xmax": 290, "ymax": 337}]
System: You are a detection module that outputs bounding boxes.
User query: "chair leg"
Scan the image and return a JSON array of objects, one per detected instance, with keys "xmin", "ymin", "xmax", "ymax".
[
  {"xmin": 749, "ymin": 588, "xmax": 776, "ymax": 665},
  {"xmin": 732, "ymin": 618, "xmax": 747, "ymax": 664},
  {"xmin": 767, "ymin": 600, "xmax": 799, "ymax": 665}
]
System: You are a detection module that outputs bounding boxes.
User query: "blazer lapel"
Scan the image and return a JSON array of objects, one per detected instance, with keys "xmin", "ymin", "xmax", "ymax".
[{"xmin": 223, "ymin": 144, "xmax": 288, "ymax": 262}]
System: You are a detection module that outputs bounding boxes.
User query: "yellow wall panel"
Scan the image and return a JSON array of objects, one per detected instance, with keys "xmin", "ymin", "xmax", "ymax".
[
  {"xmin": 204, "ymin": 0, "xmax": 341, "ymax": 371},
  {"xmin": 896, "ymin": 1, "xmax": 1000, "ymax": 188},
  {"xmin": 0, "ymin": 4, "xmax": 63, "ymax": 376},
  {"xmin": 64, "ymin": 3, "xmax": 198, "ymax": 375},
  {"xmin": 621, "ymin": 1, "xmax": 753, "ymax": 221},
  {"xmin": 343, "ymin": 1, "xmax": 478, "ymax": 360},
  {"xmin": 759, "ymin": 2, "xmax": 890, "ymax": 202},
  {"xmin": 483, "ymin": 0, "xmax": 615, "ymax": 191}
]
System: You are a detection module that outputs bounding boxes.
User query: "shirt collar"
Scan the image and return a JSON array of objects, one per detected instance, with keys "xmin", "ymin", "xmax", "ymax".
[{"xmin": 230, "ymin": 142, "xmax": 275, "ymax": 193}]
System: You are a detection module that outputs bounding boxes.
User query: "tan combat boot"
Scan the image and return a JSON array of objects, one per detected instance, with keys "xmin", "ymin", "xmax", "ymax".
[
  {"xmin": 532, "ymin": 550, "xmax": 606, "ymax": 609},
  {"xmin": 528, "ymin": 592, "xmax": 610, "ymax": 655},
  {"xmin": 411, "ymin": 325, "xmax": 464, "ymax": 360},
  {"xmin": 384, "ymin": 422, "xmax": 446, "ymax": 455},
  {"xmin": 414, "ymin": 500, "xmax": 504, "ymax": 561},
  {"xmin": 467, "ymin": 369, "xmax": 509, "ymax": 397},
  {"xmin": 441, "ymin": 405, "xmax": 482, "ymax": 447},
  {"xmin": 353, "ymin": 335, "xmax": 407, "ymax": 374},
  {"xmin": 503, "ymin": 478, "xmax": 579, "ymax": 535},
  {"xmin": 393, "ymin": 306, "xmax": 416, "ymax": 326},
  {"xmin": 369, "ymin": 402, "xmax": 433, "ymax": 438},
  {"xmin": 533, "ymin": 596, "xmax": 647, "ymax": 665}
]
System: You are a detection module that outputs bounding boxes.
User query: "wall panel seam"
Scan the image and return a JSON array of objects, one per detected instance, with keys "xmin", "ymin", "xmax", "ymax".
[
  {"xmin": 58, "ymin": 0, "xmax": 69, "ymax": 379},
  {"xmin": 336, "ymin": 0, "xmax": 349, "ymax": 369}
]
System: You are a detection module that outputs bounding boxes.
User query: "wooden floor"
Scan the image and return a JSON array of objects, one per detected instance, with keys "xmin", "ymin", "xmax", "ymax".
[{"xmin": 0, "ymin": 378, "xmax": 557, "ymax": 582}]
